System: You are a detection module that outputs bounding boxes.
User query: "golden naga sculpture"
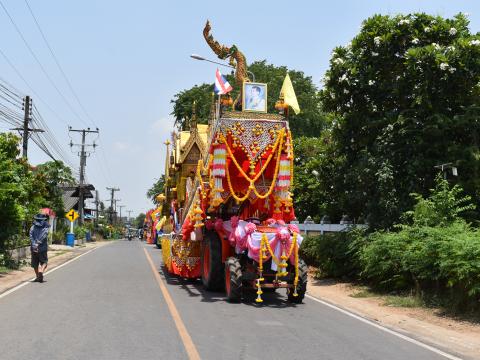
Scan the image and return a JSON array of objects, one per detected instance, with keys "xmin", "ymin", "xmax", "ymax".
[{"xmin": 203, "ymin": 20, "xmax": 250, "ymax": 108}]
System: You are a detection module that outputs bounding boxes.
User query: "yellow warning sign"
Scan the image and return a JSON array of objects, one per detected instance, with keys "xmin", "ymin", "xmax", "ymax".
[{"xmin": 65, "ymin": 209, "xmax": 79, "ymax": 222}]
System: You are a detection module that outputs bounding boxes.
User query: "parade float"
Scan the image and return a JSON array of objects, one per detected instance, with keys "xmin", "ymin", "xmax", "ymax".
[{"xmin": 161, "ymin": 21, "xmax": 307, "ymax": 303}]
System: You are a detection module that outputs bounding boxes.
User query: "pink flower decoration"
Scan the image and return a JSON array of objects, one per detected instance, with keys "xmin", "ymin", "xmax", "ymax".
[
  {"xmin": 275, "ymin": 228, "xmax": 290, "ymax": 244},
  {"xmin": 288, "ymin": 224, "xmax": 300, "ymax": 234},
  {"xmin": 245, "ymin": 222, "xmax": 257, "ymax": 235},
  {"xmin": 277, "ymin": 220, "xmax": 286, "ymax": 226},
  {"xmin": 230, "ymin": 215, "xmax": 239, "ymax": 228},
  {"xmin": 265, "ymin": 218, "xmax": 276, "ymax": 226}
]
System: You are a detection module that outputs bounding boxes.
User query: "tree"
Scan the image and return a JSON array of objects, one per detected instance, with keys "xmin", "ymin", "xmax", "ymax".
[
  {"xmin": 0, "ymin": 133, "xmax": 47, "ymax": 250},
  {"xmin": 171, "ymin": 84, "xmax": 214, "ymax": 130},
  {"xmin": 35, "ymin": 161, "xmax": 75, "ymax": 217},
  {"xmin": 170, "ymin": 61, "xmax": 327, "ymax": 137},
  {"xmin": 146, "ymin": 175, "xmax": 165, "ymax": 203},
  {"xmin": 319, "ymin": 13, "xmax": 480, "ymax": 228},
  {"xmin": 135, "ymin": 213, "xmax": 146, "ymax": 228}
]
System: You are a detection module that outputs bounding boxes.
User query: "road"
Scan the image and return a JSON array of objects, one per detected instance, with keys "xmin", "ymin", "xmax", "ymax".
[{"xmin": 0, "ymin": 240, "xmax": 462, "ymax": 360}]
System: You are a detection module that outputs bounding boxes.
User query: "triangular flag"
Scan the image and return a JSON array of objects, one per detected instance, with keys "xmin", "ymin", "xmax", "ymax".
[{"xmin": 280, "ymin": 73, "xmax": 300, "ymax": 115}]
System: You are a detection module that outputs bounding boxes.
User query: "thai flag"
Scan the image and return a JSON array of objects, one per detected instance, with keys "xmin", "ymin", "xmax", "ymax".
[{"xmin": 214, "ymin": 69, "xmax": 233, "ymax": 95}]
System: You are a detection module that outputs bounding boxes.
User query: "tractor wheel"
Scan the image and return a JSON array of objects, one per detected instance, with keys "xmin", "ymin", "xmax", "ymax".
[
  {"xmin": 287, "ymin": 259, "xmax": 308, "ymax": 303},
  {"xmin": 201, "ymin": 230, "xmax": 224, "ymax": 291},
  {"xmin": 225, "ymin": 257, "xmax": 242, "ymax": 302}
]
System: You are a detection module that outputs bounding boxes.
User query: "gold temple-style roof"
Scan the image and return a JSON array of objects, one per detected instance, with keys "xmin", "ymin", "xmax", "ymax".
[{"xmin": 175, "ymin": 124, "xmax": 209, "ymax": 164}]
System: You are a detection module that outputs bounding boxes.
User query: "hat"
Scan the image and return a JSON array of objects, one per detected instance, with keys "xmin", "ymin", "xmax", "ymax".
[{"xmin": 34, "ymin": 213, "xmax": 48, "ymax": 221}]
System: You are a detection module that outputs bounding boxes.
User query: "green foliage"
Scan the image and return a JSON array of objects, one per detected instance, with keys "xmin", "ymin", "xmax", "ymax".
[
  {"xmin": 300, "ymin": 228, "xmax": 366, "ymax": 278},
  {"xmin": 146, "ymin": 175, "xmax": 165, "ymax": 204},
  {"xmin": 317, "ymin": 13, "xmax": 480, "ymax": 228},
  {"xmin": 171, "ymin": 83, "xmax": 214, "ymax": 130},
  {"xmin": 304, "ymin": 179, "xmax": 480, "ymax": 313},
  {"xmin": 35, "ymin": 160, "xmax": 75, "ymax": 217},
  {"xmin": 0, "ymin": 133, "xmax": 47, "ymax": 251},
  {"xmin": 135, "ymin": 213, "xmax": 146, "ymax": 228},
  {"xmin": 404, "ymin": 175, "xmax": 476, "ymax": 226},
  {"xmin": 170, "ymin": 60, "xmax": 327, "ymax": 137}
]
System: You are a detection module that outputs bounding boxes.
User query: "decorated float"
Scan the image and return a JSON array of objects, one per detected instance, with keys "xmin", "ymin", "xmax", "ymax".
[{"xmin": 161, "ymin": 21, "xmax": 307, "ymax": 303}]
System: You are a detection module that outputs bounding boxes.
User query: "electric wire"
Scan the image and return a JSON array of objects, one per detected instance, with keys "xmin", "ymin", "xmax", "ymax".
[
  {"xmin": 23, "ymin": 0, "xmax": 97, "ymax": 129},
  {"xmin": 0, "ymin": 0, "xmax": 89, "ymax": 128}
]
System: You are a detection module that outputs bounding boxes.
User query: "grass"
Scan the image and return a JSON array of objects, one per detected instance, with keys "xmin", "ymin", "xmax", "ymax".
[
  {"xmin": 383, "ymin": 295, "xmax": 424, "ymax": 308},
  {"xmin": 350, "ymin": 286, "xmax": 424, "ymax": 308},
  {"xmin": 350, "ymin": 288, "xmax": 375, "ymax": 298}
]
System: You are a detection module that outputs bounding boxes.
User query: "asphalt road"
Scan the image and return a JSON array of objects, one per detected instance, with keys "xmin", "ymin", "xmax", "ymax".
[{"xmin": 0, "ymin": 240, "xmax": 462, "ymax": 360}]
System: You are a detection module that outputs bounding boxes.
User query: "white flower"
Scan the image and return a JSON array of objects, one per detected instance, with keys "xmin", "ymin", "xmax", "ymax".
[
  {"xmin": 470, "ymin": 39, "xmax": 480, "ymax": 46},
  {"xmin": 398, "ymin": 19, "xmax": 410, "ymax": 25},
  {"xmin": 447, "ymin": 45, "xmax": 456, "ymax": 52},
  {"xmin": 386, "ymin": 124, "xmax": 394, "ymax": 132},
  {"xmin": 424, "ymin": 27, "xmax": 431, "ymax": 33},
  {"xmin": 339, "ymin": 73, "xmax": 348, "ymax": 82},
  {"xmin": 368, "ymin": 80, "xmax": 375, "ymax": 85},
  {"xmin": 449, "ymin": 67, "xmax": 456, "ymax": 73},
  {"xmin": 333, "ymin": 57, "xmax": 345, "ymax": 65},
  {"xmin": 396, "ymin": 75, "xmax": 401, "ymax": 80},
  {"xmin": 372, "ymin": 104, "xmax": 378, "ymax": 111},
  {"xmin": 440, "ymin": 63, "xmax": 449, "ymax": 71},
  {"xmin": 374, "ymin": 36, "xmax": 382, "ymax": 46},
  {"xmin": 372, "ymin": 51, "xmax": 379, "ymax": 57},
  {"xmin": 412, "ymin": 38, "xmax": 420, "ymax": 45},
  {"xmin": 343, "ymin": 88, "xmax": 350, "ymax": 94},
  {"xmin": 432, "ymin": 43, "xmax": 441, "ymax": 50},
  {"xmin": 312, "ymin": 170, "xmax": 319, "ymax": 177},
  {"xmin": 449, "ymin": 27, "xmax": 457, "ymax": 36}
]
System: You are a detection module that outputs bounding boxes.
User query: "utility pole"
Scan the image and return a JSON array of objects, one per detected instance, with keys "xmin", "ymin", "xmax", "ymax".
[
  {"xmin": 106, "ymin": 187, "xmax": 120, "ymax": 225},
  {"xmin": 118, "ymin": 205, "xmax": 125, "ymax": 224},
  {"xmin": 11, "ymin": 96, "xmax": 44, "ymax": 159},
  {"xmin": 113, "ymin": 199, "xmax": 121, "ymax": 224},
  {"xmin": 127, "ymin": 210, "xmax": 133, "ymax": 223},
  {"xmin": 95, "ymin": 190, "xmax": 99, "ymax": 231},
  {"xmin": 69, "ymin": 127, "xmax": 99, "ymax": 225}
]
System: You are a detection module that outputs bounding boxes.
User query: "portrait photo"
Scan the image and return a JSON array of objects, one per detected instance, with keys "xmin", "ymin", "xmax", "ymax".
[{"xmin": 243, "ymin": 82, "xmax": 267, "ymax": 112}]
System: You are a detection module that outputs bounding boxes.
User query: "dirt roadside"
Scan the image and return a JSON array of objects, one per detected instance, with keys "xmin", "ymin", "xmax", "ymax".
[
  {"xmin": 0, "ymin": 241, "xmax": 111, "ymax": 296},
  {"xmin": 307, "ymin": 274, "xmax": 480, "ymax": 360}
]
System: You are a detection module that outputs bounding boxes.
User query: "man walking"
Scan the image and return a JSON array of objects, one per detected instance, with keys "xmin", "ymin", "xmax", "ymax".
[{"xmin": 30, "ymin": 213, "xmax": 50, "ymax": 283}]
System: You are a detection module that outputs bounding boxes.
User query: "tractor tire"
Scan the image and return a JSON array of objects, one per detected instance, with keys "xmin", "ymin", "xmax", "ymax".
[
  {"xmin": 225, "ymin": 257, "xmax": 242, "ymax": 302},
  {"xmin": 201, "ymin": 230, "xmax": 224, "ymax": 291},
  {"xmin": 287, "ymin": 259, "xmax": 308, "ymax": 304}
]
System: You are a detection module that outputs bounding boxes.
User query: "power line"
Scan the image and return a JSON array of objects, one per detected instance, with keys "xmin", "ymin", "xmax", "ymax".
[
  {"xmin": 23, "ymin": 0, "xmax": 97, "ymax": 129},
  {"xmin": 0, "ymin": 0, "xmax": 89, "ymax": 128},
  {"xmin": 0, "ymin": 47, "xmax": 69, "ymax": 127}
]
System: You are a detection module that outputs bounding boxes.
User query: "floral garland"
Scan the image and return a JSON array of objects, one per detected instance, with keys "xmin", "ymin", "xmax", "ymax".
[
  {"xmin": 224, "ymin": 129, "xmax": 285, "ymax": 203},
  {"xmin": 255, "ymin": 231, "xmax": 299, "ymax": 302}
]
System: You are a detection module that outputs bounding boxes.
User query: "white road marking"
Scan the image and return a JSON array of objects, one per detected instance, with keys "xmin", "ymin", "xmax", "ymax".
[
  {"xmin": 305, "ymin": 294, "xmax": 463, "ymax": 360},
  {"xmin": 0, "ymin": 245, "xmax": 103, "ymax": 300}
]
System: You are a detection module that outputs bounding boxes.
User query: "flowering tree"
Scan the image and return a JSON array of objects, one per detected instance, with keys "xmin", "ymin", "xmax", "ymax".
[{"xmin": 319, "ymin": 13, "xmax": 480, "ymax": 228}]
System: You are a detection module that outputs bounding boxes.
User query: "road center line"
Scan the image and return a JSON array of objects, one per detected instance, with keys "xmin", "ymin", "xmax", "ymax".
[
  {"xmin": 305, "ymin": 294, "xmax": 462, "ymax": 360},
  {"xmin": 143, "ymin": 247, "xmax": 201, "ymax": 360}
]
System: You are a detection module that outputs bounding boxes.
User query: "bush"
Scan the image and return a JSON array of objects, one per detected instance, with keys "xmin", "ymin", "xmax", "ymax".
[{"xmin": 300, "ymin": 228, "xmax": 366, "ymax": 278}]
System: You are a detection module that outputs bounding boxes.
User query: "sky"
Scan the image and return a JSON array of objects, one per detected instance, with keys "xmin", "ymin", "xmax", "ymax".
[{"xmin": 0, "ymin": 0, "xmax": 479, "ymax": 218}]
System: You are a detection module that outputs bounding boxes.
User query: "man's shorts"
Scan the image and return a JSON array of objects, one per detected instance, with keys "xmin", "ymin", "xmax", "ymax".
[{"xmin": 31, "ymin": 251, "xmax": 48, "ymax": 268}]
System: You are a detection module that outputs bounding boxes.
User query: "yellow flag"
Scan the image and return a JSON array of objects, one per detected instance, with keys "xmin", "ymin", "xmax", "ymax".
[{"xmin": 280, "ymin": 73, "xmax": 300, "ymax": 115}]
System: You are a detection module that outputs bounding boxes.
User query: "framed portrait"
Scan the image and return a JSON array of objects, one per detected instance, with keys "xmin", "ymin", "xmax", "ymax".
[{"xmin": 243, "ymin": 82, "xmax": 267, "ymax": 113}]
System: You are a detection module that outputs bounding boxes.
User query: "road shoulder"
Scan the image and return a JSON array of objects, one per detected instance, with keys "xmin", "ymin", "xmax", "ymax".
[
  {"xmin": 0, "ymin": 241, "xmax": 111, "ymax": 296},
  {"xmin": 307, "ymin": 274, "xmax": 480, "ymax": 360}
]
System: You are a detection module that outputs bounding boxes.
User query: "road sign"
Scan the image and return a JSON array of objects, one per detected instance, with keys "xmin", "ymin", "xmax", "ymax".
[{"xmin": 65, "ymin": 209, "xmax": 79, "ymax": 222}]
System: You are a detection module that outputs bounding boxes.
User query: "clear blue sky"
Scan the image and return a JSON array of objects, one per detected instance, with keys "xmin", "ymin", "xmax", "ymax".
[{"xmin": 1, "ymin": 0, "xmax": 479, "ymax": 217}]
